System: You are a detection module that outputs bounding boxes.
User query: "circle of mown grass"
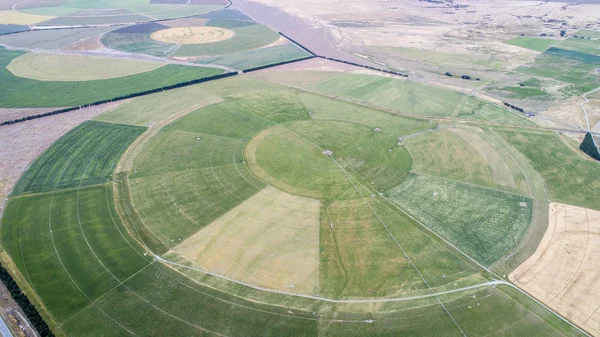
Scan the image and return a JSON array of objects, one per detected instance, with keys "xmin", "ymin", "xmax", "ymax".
[
  {"xmin": 150, "ymin": 26, "xmax": 236, "ymax": 45},
  {"xmin": 244, "ymin": 120, "xmax": 413, "ymax": 200}
]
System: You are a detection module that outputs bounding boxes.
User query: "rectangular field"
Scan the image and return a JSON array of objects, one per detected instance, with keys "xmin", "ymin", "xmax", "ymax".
[
  {"xmin": 545, "ymin": 47, "xmax": 600, "ymax": 64},
  {"xmin": 0, "ymin": 27, "xmax": 115, "ymax": 50},
  {"xmin": 200, "ymin": 43, "xmax": 311, "ymax": 71},
  {"xmin": 298, "ymin": 92, "xmax": 437, "ymax": 137},
  {"xmin": 556, "ymin": 38, "xmax": 600, "ymax": 56},
  {"xmin": 457, "ymin": 96, "xmax": 535, "ymax": 125},
  {"xmin": 504, "ymin": 37, "xmax": 558, "ymax": 52},
  {"xmin": 12, "ymin": 121, "xmax": 145, "ymax": 196},
  {"xmin": 309, "ymin": 73, "xmax": 464, "ymax": 118},
  {"xmin": 386, "ymin": 173, "xmax": 533, "ymax": 266}
]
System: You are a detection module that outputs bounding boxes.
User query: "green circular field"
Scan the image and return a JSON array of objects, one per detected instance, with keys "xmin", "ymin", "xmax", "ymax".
[
  {"xmin": 1, "ymin": 74, "xmax": 586, "ymax": 337},
  {"xmin": 246, "ymin": 120, "xmax": 412, "ymax": 199}
]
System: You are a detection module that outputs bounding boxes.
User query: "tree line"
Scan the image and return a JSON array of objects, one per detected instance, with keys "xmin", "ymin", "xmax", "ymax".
[
  {"xmin": 503, "ymin": 102, "xmax": 525, "ymax": 113},
  {"xmin": 0, "ymin": 72, "xmax": 239, "ymax": 127},
  {"xmin": 278, "ymin": 32, "xmax": 409, "ymax": 78},
  {"xmin": 580, "ymin": 132, "xmax": 600, "ymax": 161},
  {"xmin": 242, "ymin": 55, "xmax": 315, "ymax": 73},
  {"xmin": 0, "ymin": 263, "xmax": 54, "ymax": 336}
]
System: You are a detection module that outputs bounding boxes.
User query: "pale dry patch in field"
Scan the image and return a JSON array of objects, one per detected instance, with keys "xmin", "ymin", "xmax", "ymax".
[
  {"xmin": 449, "ymin": 126, "xmax": 529, "ymax": 195},
  {"xmin": 510, "ymin": 203, "xmax": 600, "ymax": 336},
  {"xmin": 0, "ymin": 10, "xmax": 53, "ymax": 24},
  {"xmin": 7, "ymin": 52, "xmax": 164, "ymax": 81},
  {"xmin": 150, "ymin": 26, "xmax": 235, "ymax": 44},
  {"xmin": 174, "ymin": 186, "xmax": 320, "ymax": 295}
]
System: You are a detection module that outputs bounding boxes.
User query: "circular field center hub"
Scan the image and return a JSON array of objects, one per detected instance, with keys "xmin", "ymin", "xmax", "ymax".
[{"xmin": 150, "ymin": 26, "xmax": 235, "ymax": 44}]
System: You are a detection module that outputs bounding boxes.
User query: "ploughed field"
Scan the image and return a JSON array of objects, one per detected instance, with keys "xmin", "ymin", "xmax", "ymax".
[{"xmin": 0, "ymin": 75, "xmax": 592, "ymax": 336}]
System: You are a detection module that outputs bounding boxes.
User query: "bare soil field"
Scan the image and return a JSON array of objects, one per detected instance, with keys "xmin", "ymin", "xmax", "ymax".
[
  {"xmin": 510, "ymin": 203, "xmax": 600, "ymax": 336},
  {"xmin": 174, "ymin": 186, "xmax": 320, "ymax": 295},
  {"xmin": 0, "ymin": 101, "xmax": 123, "ymax": 216}
]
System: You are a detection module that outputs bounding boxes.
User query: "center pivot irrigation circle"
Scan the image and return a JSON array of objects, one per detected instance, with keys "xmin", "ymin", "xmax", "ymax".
[{"xmin": 150, "ymin": 26, "xmax": 236, "ymax": 45}]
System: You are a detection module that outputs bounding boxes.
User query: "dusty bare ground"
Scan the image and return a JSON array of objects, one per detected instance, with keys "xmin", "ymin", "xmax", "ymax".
[
  {"xmin": 0, "ymin": 281, "xmax": 36, "ymax": 337},
  {"xmin": 0, "ymin": 108, "xmax": 59, "ymax": 124},
  {"xmin": 60, "ymin": 34, "xmax": 105, "ymax": 52},
  {"xmin": 510, "ymin": 203, "xmax": 600, "ymax": 336},
  {"xmin": 0, "ymin": 102, "xmax": 123, "ymax": 217},
  {"xmin": 161, "ymin": 17, "xmax": 209, "ymax": 28},
  {"xmin": 174, "ymin": 186, "xmax": 320, "ymax": 295}
]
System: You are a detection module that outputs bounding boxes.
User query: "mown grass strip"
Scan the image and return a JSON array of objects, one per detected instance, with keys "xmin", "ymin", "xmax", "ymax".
[{"xmin": 12, "ymin": 121, "xmax": 146, "ymax": 196}]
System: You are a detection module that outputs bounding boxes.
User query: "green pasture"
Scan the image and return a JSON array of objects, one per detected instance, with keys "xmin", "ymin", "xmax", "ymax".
[
  {"xmin": 0, "ymin": 27, "xmax": 114, "ymax": 50},
  {"xmin": 12, "ymin": 121, "xmax": 145, "ymax": 196},
  {"xmin": 38, "ymin": 12, "xmax": 152, "ymax": 26},
  {"xmin": 128, "ymin": 103, "xmax": 273, "ymax": 244},
  {"xmin": 206, "ymin": 18, "xmax": 257, "ymax": 29},
  {"xmin": 320, "ymin": 285, "xmax": 583, "ymax": 337},
  {"xmin": 545, "ymin": 47, "xmax": 600, "ymax": 64},
  {"xmin": 18, "ymin": 0, "xmax": 223, "ymax": 24},
  {"xmin": 298, "ymin": 92, "xmax": 437, "ymax": 137},
  {"xmin": 504, "ymin": 37, "xmax": 558, "ymax": 52},
  {"xmin": 457, "ymin": 96, "xmax": 535, "ymax": 124},
  {"xmin": 281, "ymin": 120, "xmax": 413, "ymax": 192},
  {"xmin": 557, "ymin": 38, "xmax": 600, "ymax": 56},
  {"xmin": 517, "ymin": 54, "xmax": 600, "ymax": 96},
  {"xmin": 200, "ymin": 43, "xmax": 311, "ymax": 70},
  {"xmin": 386, "ymin": 174, "xmax": 532, "ymax": 266},
  {"xmin": 62, "ymin": 263, "xmax": 318, "ymax": 336},
  {"xmin": 95, "ymin": 85, "xmax": 221, "ymax": 126},
  {"xmin": 495, "ymin": 129, "xmax": 600, "ymax": 210},
  {"xmin": 309, "ymin": 73, "xmax": 463, "ymax": 118},
  {"xmin": 0, "ymin": 48, "xmax": 223, "ymax": 108},
  {"xmin": 575, "ymin": 30, "xmax": 600, "ymax": 39},
  {"xmin": 320, "ymin": 197, "xmax": 483, "ymax": 299},
  {"xmin": 101, "ymin": 26, "xmax": 177, "ymax": 57},
  {"xmin": 376, "ymin": 46, "xmax": 505, "ymax": 70},
  {"xmin": 404, "ymin": 128, "xmax": 497, "ymax": 188},
  {"xmin": 0, "ymin": 185, "xmax": 151, "ymax": 322},
  {"xmin": 174, "ymin": 24, "xmax": 280, "ymax": 57}
]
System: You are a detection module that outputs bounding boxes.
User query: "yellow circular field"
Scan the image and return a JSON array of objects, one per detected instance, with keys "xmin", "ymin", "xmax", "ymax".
[{"xmin": 150, "ymin": 26, "xmax": 235, "ymax": 45}]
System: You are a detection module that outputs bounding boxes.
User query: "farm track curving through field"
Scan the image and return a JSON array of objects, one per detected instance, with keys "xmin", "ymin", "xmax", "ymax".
[{"xmin": 581, "ymin": 86, "xmax": 600, "ymax": 131}]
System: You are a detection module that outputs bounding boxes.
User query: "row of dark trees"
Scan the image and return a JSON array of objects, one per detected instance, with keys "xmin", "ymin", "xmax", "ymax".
[
  {"xmin": 316, "ymin": 55, "xmax": 409, "ymax": 77},
  {"xmin": 0, "ymin": 263, "xmax": 53, "ymax": 336},
  {"xmin": 243, "ymin": 55, "xmax": 316, "ymax": 73},
  {"xmin": 503, "ymin": 102, "xmax": 525, "ymax": 113},
  {"xmin": 278, "ymin": 33, "xmax": 316, "ymax": 56},
  {"xmin": 0, "ymin": 72, "xmax": 238, "ymax": 127},
  {"xmin": 0, "ymin": 28, "xmax": 31, "ymax": 37},
  {"xmin": 580, "ymin": 132, "xmax": 600, "ymax": 161}
]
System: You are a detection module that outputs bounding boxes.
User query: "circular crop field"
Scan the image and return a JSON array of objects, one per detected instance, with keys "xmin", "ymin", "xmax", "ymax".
[
  {"xmin": 150, "ymin": 26, "xmax": 235, "ymax": 44},
  {"xmin": 1, "ymin": 74, "xmax": 590, "ymax": 336},
  {"xmin": 6, "ymin": 52, "xmax": 164, "ymax": 82}
]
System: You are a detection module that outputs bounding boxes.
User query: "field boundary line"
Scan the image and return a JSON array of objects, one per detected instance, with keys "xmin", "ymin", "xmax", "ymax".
[
  {"xmin": 326, "ymin": 156, "xmax": 467, "ymax": 336},
  {"xmin": 253, "ymin": 74, "xmax": 597, "ymax": 136},
  {"xmin": 42, "ymin": 132, "xmax": 135, "ymax": 335},
  {"xmin": 156, "ymin": 256, "xmax": 504, "ymax": 303}
]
